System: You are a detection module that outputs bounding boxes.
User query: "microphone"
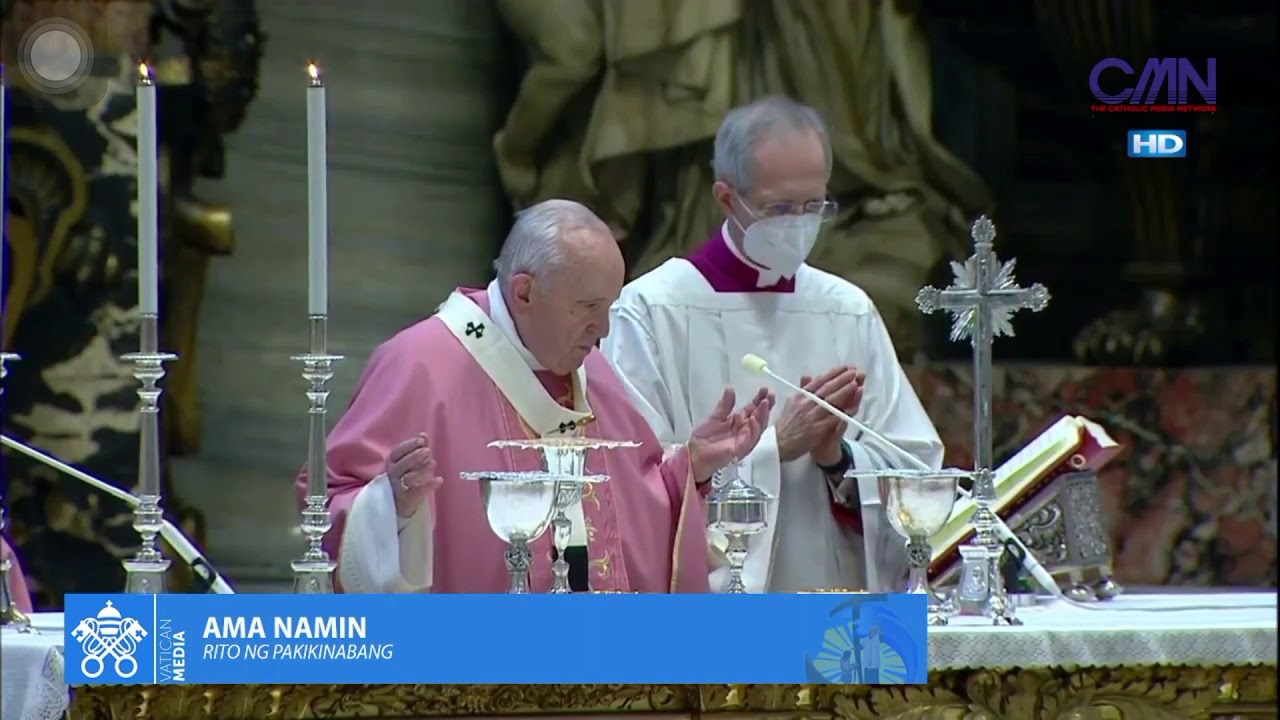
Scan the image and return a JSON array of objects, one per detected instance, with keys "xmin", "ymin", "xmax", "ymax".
[
  {"xmin": 741, "ymin": 356, "xmax": 1273, "ymax": 611},
  {"xmin": 1, "ymin": 434, "xmax": 235, "ymax": 595},
  {"xmin": 740, "ymin": 353, "xmax": 931, "ymax": 472}
]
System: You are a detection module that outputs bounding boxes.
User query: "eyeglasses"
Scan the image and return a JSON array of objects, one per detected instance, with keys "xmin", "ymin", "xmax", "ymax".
[{"xmin": 748, "ymin": 197, "xmax": 840, "ymax": 221}]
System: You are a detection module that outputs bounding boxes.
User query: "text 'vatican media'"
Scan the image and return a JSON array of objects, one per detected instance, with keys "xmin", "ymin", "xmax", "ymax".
[{"xmin": 157, "ymin": 619, "xmax": 187, "ymax": 682}]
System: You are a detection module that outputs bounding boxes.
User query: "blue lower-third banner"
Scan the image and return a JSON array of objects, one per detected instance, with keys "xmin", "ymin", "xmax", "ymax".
[{"xmin": 63, "ymin": 593, "xmax": 927, "ymax": 685}]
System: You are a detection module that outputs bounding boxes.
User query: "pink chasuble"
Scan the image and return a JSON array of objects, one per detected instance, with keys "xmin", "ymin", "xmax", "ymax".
[
  {"xmin": 2, "ymin": 536, "xmax": 33, "ymax": 613},
  {"xmin": 686, "ymin": 227, "xmax": 863, "ymax": 534},
  {"xmin": 301, "ymin": 288, "xmax": 710, "ymax": 593}
]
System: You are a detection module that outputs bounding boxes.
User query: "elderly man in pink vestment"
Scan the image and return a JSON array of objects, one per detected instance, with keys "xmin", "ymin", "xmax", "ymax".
[
  {"xmin": 2, "ymin": 536, "xmax": 34, "ymax": 613},
  {"xmin": 300, "ymin": 199, "xmax": 774, "ymax": 594},
  {"xmin": 603, "ymin": 96, "xmax": 945, "ymax": 594}
]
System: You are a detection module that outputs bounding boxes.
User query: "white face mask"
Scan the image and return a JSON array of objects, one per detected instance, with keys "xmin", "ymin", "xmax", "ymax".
[{"xmin": 737, "ymin": 213, "xmax": 822, "ymax": 279}]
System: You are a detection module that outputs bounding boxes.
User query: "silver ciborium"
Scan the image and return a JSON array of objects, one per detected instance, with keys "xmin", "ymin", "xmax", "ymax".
[
  {"xmin": 850, "ymin": 468, "xmax": 967, "ymax": 625},
  {"xmin": 460, "ymin": 470, "xmax": 561, "ymax": 593},
  {"xmin": 490, "ymin": 437, "xmax": 637, "ymax": 593},
  {"xmin": 707, "ymin": 461, "xmax": 774, "ymax": 594}
]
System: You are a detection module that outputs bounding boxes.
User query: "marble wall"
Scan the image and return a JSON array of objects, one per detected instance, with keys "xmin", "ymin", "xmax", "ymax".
[{"xmin": 170, "ymin": 0, "xmax": 509, "ymax": 585}]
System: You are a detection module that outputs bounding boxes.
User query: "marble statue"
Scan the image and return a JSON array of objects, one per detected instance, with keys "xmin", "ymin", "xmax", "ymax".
[{"xmin": 493, "ymin": 0, "xmax": 992, "ymax": 354}]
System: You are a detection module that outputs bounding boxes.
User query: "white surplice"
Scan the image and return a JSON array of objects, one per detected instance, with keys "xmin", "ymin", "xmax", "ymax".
[{"xmin": 602, "ymin": 258, "xmax": 944, "ymax": 593}]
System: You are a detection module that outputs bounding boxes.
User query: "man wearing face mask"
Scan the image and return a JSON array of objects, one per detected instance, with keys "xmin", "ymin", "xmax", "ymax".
[{"xmin": 602, "ymin": 97, "xmax": 944, "ymax": 594}]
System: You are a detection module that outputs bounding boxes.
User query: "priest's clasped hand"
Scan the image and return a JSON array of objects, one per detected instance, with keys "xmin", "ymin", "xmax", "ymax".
[
  {"xmin": 774, "ymin": 366, "xmax": 865, "ymax": 465},
  {"xmin": 687, "ymin": 387, "xmax": 775, "ymax": 484},
  {"xmin": 386, "ymin": 433, "xmax": 444, "ymax": 518}
]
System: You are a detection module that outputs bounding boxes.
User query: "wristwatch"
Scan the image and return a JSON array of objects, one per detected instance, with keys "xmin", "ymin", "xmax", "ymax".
[{"xmin": 816, "ymin": 440, "xmax": 854, "ymax": 477}]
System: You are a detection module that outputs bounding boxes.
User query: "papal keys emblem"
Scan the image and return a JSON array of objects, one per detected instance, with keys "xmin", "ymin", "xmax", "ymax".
[{"xmin": 71, "ymin": 601, "xmax": 149, "ymax": 678}]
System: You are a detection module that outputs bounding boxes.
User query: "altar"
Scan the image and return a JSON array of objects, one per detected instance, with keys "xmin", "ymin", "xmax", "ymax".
[{"xmin": 3, "ymin": 593, "xmax": 1271, "ymax": 720}]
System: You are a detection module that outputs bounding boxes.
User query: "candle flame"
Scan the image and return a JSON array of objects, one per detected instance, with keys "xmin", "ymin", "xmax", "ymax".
[
  {"xmin": 307, "ymin": 62, "xmax": 322, "ymax": 86},
  {"xmin": 137, "ymin": 62, "xmax": 153, "ymax": 85}
]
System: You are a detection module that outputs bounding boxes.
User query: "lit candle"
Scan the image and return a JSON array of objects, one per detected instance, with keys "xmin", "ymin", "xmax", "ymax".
[
  {"xmin": 306, "ymin": 62, "xmax": 328, "ymax": 316},
  {"xmin": 136, "ymin": 63, "xmax": 159, "ymax": 316}
]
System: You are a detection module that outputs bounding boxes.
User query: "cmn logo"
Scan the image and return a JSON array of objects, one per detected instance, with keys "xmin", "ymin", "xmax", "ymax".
[{"xmin": 1128, "ymin": 130, "xmax": 1186, "ymax": 158}]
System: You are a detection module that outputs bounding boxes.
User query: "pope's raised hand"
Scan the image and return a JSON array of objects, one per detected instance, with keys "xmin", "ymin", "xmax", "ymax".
[
  {"xmin": 688, "ymin": 387, "xmax": 775, "ymax": 483},
  {"xmin": 386, "ymin": 433, "xmax": 443, "ymax": 518}
]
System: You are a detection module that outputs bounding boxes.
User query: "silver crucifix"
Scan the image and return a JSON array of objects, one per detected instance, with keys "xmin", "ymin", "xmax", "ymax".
[{"xmin": 916, "ymin": 215, "xmax": 1049, "ymax": 625}]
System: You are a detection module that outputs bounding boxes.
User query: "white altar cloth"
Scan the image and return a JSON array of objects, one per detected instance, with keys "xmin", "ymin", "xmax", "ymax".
[
  {"xmin": 928, "ymin": 592, "xmax": 1279, "ymax": 670},
  {"xmin": 1, "ymin": 613, "xmax": 68, "ymax": 720}
]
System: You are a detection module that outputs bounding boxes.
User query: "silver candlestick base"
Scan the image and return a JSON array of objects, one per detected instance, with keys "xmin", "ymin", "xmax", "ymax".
[
  {"xmin": 968, "ymin": 468, "xmax": 1019, "ymax": 625},
  {"xmin": 490, "ymin": 438, "xmax": 636, "ymax": 593},
  {"xmin": 121, "ymin": 347, "xmax": 177, "ymax": 595},
  {"xmin": 290, "ymin": 346, "xmax": 344, "ymax": 595},
  {"xmin": 291, "ymin": 494, "xmax": 337, "ymax": 595}
]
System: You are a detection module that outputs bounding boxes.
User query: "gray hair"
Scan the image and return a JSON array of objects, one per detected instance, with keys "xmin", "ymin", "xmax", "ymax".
[
  {"xmin": 493, "ymin": 199, "xmax": 608, "ymax": 291},
  {"xmin": 712, "ymin": 96, "xmax": 833, "ymax": 193}
]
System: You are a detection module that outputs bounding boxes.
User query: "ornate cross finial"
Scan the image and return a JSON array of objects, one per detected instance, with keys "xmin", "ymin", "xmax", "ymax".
[
  {"xmin": 971, "ymin": 214, "xmax": 997, "ymax": 247},
  {"xmin": 916, "ymin": 216, "xmax": 1050, "ymax": 344}
]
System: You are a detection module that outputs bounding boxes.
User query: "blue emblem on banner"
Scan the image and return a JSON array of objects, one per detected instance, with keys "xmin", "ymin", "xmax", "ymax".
[
  {"xmin": 65, "ymin": 593, "xmax": 927, "ymax": 685},
  {"xmin": 67, "ymin": 596, "xmax": 155, "ymax": 682},
  {"xmin": 803, "ymin": 594, "xmax": 925, "ymax": 684}
]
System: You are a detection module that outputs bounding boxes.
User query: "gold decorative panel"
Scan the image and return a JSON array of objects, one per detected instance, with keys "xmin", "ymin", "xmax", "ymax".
[{"xmin": 70, "ymin": 665, "xmax": 1277, "ymax": 720}]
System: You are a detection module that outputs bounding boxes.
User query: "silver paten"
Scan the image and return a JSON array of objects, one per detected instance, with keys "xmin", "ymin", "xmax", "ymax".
[{"xmin": 917, "ymin": 215, "xmax": 1049, "ymax": 626}]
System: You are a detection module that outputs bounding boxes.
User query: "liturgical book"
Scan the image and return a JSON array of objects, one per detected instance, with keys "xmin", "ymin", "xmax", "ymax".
[{"xmin": 929, "ymin": 415, "xmax": 1123, "ymax": 577}]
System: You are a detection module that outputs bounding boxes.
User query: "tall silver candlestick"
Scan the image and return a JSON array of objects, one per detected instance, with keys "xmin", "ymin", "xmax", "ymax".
[
  {"xmin": 290, "ymin": 316, "xmax": 342, "ymax": 594},
  {"xmin": 120, "ymin": 63, "xmax": 174, "ymax": 594},
  {"xmin": 916, "ymin": 216, "xmax": 1049, "ymax": 626},
  {"xmin": 120, "ymin": 315, "xmax": 177, "ymax": 593}
]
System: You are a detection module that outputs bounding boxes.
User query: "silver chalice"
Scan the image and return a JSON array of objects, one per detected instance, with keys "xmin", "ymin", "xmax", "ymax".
[
  {"xmin": 460, "ymin": 470, "xmax": 559, "ymax": 593},
  {"xmin": 707, "ymin": 461, "xmax": 774, "ymax": 594},
  {"xmin": 490, "ymin": 437, "xmax": 637, "ymax": 593},
  {"xmin": 849, "ymin": 468, "xmax": 967, "ymax": 625}
]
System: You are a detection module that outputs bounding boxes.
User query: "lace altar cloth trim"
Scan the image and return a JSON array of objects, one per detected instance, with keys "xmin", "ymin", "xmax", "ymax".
[
  {"xmin": 929, "ymin": 592, "xmax": 1278, "ymax": 670},
  {"xmin": 1, "ymin": 618, "xmax": 70, "ymax": 720}
]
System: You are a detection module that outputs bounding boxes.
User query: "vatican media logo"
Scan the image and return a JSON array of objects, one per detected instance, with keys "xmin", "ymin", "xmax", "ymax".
[
  {"xmin": 804, "ymin": 595, "xmax": 926, "ymax": 684},
  {"xmin": 65, "ymin": 595, "xmax": 188, "ymax": 684},
  {"xmin": 71, "ymin": 601, "xmax": 148, "ymax": 679}
]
